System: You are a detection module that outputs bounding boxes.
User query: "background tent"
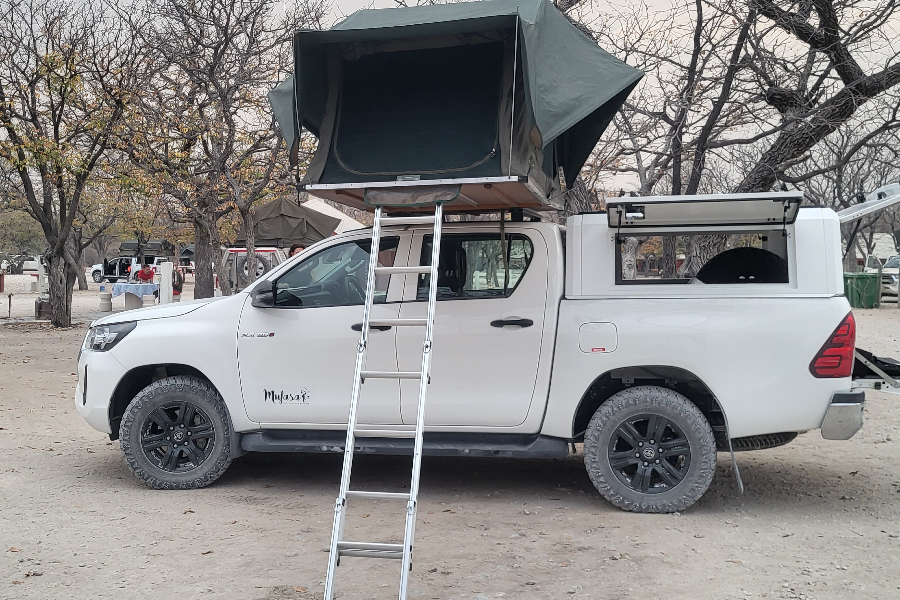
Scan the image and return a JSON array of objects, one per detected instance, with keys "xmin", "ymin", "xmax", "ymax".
[
  {"xmin": 269, "ymin": 0, "xmax": 642, "ymax": 212},
  {"xmin": 302, "ymin": 196, "xmax": 365, "ymax": 233},
  {"xmin": 234, "ymin": 197, "xmax": 342, "ymax": 248}
]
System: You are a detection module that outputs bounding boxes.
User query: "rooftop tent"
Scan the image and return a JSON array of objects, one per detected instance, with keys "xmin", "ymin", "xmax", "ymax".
[
  {"xmin": 269, "ymin": 0, "xmax": 642, "ymax": 212},
  {"xmin": 118, "ymin": 240, "xmax": 175, "ymax": 257},
  {"xmin": 233, "ymin": 196, "xmax": 342, "ymax": 248}
]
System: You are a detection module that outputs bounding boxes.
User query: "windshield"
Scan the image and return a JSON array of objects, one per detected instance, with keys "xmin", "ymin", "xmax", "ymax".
[{"xmin": 884, "ymin": 256, "xmax": 900, "ymax": 269}]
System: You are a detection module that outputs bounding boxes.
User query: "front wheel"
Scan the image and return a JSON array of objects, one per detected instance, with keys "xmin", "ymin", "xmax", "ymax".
[
  {"xmin": 120, "ymin": 376, "xmax": 232, "ymax": 489},
  {"xmin": 583, "ymin": 386, "xmax": 716, "ymax": 513},
  {"xmin": 92, "ymin": 270, "xmax": 104, "ymax": 283}
]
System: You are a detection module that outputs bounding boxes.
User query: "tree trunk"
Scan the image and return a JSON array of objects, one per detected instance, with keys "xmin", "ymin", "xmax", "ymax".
[
  {"xmin": 661, "ymin": 236, "xmax": 676, "ymax": 278},
  {"xmin": 678, "ymin": 235, "xmax": 727, "ymax": 277},
  {"xmin": 622, "ymin": 237, "xmax": 640, "ymax": 280},
  {"xmin": 193, "ymin": 218, "xmax": 216, "ymax": 299},
  {"xmin": 47, "ymin": 253, "xmax": 74, "ymax": 327},
  {"xmin": 239, "ymin": 207, "xmax": 258, "ymax": 291}
]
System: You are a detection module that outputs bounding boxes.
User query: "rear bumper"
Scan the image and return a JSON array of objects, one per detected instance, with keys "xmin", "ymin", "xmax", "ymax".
[{"xmin": 820, "ymin": 390, "xmax": 865, "ymax": 440}]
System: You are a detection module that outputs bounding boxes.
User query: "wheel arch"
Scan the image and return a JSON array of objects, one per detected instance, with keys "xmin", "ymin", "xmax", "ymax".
[
  {"xmin": 571, "ymin": 366, "xmax": 728, "ymax": 447},
  {"xmin": 108, "ymin": 364, "xmax": 226, "ymax": 441}
]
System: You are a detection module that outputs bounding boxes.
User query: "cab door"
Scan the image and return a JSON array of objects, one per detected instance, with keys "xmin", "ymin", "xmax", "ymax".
[
  {"xmin": 238, "ymin": 234, "xmax": 408, "ymax": 425},
  {"xmin": 396, "ymin": 228, "xmax": 549, "ymax": 428}
]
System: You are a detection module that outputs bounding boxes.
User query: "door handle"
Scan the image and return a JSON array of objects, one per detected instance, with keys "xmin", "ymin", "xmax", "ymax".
[
  {"xmin": 352, "ymin": 323, "xmax": 391, "ymax": 331},
  {"xmin": 490, "ymin": 318, "xmax": 534, "ymax": 328}
]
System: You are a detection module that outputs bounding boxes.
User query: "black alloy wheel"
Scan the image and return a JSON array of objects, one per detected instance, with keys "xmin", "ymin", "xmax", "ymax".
[
  {"xmin": 583, "ymin": 385, "xmax": 716, "ymax": 513},
  {"xmin": 607, "ymin": 414, "xmax": 691, "ymax": 494},
  {"xmin": 120, "ymin": 376, "xmax": 232, "ymax": 489},
  {"xmin": 141, "ymin": 402, "xmax": 216, "ymax": 473}
]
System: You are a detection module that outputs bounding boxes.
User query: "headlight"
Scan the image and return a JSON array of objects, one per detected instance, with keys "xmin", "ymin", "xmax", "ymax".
[{"xmin": 82, "ymin": 322, "xmax": 137, "ymax": 352}]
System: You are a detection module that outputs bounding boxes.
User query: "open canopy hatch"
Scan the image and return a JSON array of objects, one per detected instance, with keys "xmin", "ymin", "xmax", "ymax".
[
  {"xmin": 269, "ymin": 0, "xmax": 642, "ymax": 212},
  {"xmin": 605, "ymin": 192, "xmax": 803, "ymax": 229}
]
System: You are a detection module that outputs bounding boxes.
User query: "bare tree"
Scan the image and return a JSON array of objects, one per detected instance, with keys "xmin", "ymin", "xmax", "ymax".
[
  {"xmin": 0, "ymin": 0, "xmax": 144, "ymax": 326},
  {"xmin": 121, "ymin": 0, "xmax": 328, "ymax": 298}
]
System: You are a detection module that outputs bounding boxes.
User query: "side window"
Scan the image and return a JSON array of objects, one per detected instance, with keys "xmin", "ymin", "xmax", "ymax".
[
  {"xmin": 416, "ymin": 233, "xmax": 534, "ymax": 300},
  {"xmin": 615, "ymin": 232, "xmax": 789, "ymax": 284},
  {"xmin": 274, "ymin": 237, "xmax": 399, "ymax": 308}
]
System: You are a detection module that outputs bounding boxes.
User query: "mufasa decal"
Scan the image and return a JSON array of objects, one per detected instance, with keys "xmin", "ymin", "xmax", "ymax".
[{"xmin": 264, "ymin": 388, "xmax": 311, "ymax": 405}]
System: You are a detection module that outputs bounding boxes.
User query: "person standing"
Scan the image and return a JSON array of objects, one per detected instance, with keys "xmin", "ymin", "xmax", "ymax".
[{"xmin": 289, "ymin": 243, "xmax": 305, "ymax": 257}]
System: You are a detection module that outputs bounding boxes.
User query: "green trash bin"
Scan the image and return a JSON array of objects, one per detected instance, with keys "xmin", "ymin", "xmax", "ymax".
[{"xmin": 843, "ymin": 272, "xmax": 881, "ymax": 308}]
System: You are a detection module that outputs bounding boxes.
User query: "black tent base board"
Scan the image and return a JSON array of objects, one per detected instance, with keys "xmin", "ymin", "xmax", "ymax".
[{"xmin": 304, "ymin": 176, "xmax": 562, "ymax": 213}]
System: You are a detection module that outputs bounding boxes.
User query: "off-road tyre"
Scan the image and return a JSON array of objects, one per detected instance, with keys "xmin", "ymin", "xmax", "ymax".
[
  {"xmin": 92, "ymin": 270, "xmax": 104, "ymax": 283},
  {"xmin": 120, "ymin": 376, "xmax": 232, "ymax": 490},
  {"xmin": 584, "ymin": 385, "xmax": 716, "ymax": 513},
  {"xmin": 237, "ymin": 255, "xmax": 271, "ymax": 286}
]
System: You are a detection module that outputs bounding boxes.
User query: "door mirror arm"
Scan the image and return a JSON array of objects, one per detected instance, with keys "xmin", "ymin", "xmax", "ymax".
[{"xmin": 250, "ymin": 280, "xmax": 276, "ymax": 308}]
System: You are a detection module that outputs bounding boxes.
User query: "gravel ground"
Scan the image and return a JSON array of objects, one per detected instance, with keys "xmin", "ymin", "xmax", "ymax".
[{"xmin": 0, "ymin": 304, "xmax": 898, "ymax": 600}]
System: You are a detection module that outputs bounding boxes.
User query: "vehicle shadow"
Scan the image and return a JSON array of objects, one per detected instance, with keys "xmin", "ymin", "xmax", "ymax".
[{"xmin": 216, "ymin": 448, "xmax": 879, "ymax": 517}]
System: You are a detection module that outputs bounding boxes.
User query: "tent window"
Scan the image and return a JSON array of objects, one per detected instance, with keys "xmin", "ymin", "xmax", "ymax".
[
  {"xmin": 416, "ymin": 233, "xmax": 534, "ymax": 300},
  {"xmin": 615, "ymin": 232, "xmax": 789, "ymax": 285},
  {"xmin": 274, "ymin": 237, "xmax": 399, "ymax": 307},
  {"xmin": 333, "ymin": 41, "xmax": 505, "ymax": 176}
]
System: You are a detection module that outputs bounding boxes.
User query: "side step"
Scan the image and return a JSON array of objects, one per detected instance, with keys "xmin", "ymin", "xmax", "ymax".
[{"xmin": 241, "ymin": 430, "xmax": 571, "ymax": 457}]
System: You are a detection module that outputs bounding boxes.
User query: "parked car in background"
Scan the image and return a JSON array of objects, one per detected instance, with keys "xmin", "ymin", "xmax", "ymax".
[
  {"xmin": 92, "ymin": 256, "xmax": 178, "ymax": 283},
  {"xmin": 880, "ymin": 255, "xmax": 899, "ymax": 296}
]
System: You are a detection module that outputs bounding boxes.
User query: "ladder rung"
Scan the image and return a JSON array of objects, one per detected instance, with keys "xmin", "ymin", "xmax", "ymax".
[
  {"xmin": 338, "ymin": 541, "xmax": 405, "ymax": 552},
  {"xmin": 379, "ymin": 215, "xmax": 436, "ymax": 226},
  {"xmin": 369, "ymin": 318, "xmax": 427, "ymax": 328},
  {"xmin": 353, "ymin": 429, "xmax": 417, "ymax": 438},
  {"xmin": 338, "ymin": 549, "xmax": 403, "ymax": 560},
  {"xmin": 361, "ymin": 370, "xmax": 421, "ymax": 380},
  {"xmin": 345, "ymin": 491, "xmax": 410, "ymax": 500},
  {"xmin": 374, "ymin": 266, "xmax": 432, "ymax": 275}
]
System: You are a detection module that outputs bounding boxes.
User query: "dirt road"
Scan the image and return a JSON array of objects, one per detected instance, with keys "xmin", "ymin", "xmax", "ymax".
[{"xmin": 1, "ymin": 306, "xmax": 898, "ymax": 599}]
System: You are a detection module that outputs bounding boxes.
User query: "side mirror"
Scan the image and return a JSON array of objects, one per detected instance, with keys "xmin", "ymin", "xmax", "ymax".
[{"xmin": 250, "ymin": 280, "xmax": 276, "ymax": 308}]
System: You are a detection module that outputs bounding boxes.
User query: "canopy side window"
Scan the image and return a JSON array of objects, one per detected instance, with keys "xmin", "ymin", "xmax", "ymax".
[{"xmin": 615, "ymin": 231, "xmax": 790, "ymax": 285}]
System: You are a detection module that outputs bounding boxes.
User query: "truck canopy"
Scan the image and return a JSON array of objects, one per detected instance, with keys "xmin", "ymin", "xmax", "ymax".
[{"xmin": 268, "ymin": 0, "xmax": 642, "ymax": 211}]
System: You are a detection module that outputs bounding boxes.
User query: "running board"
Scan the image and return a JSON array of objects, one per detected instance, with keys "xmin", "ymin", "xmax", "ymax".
[{"xmin": 241, "ymin": 431, "xmax": 570, "ymax": 458}]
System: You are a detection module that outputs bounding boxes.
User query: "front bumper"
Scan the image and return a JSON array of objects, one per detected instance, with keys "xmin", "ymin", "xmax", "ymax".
[
  {"xmin": 74, "ymin": 350, "xmax": 128, "ymax": 435},
  {"xmin": 820, "ymin": 390, "xmax": 865, "ymax": 440}
]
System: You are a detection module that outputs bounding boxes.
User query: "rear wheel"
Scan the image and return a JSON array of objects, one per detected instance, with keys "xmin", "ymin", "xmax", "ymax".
[
  {"xmin": 120, "ymin": 376, "xmax": 232, "ymax": 490},
  {"xmin": 584, "ymin": 386, "xmax": 716, "ymax": 513}
]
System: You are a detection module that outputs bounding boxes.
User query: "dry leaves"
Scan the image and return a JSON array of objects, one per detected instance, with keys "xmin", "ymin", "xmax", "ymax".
[
  {"xmin": 201, "ymin": 550, "xmax": 213, "ymax": 555},
  {"xmin": 292, "ymin": 586, "xmax": 307, "ymax": 593},
  {"xmin": 8, "ymin": 547, "xmax": 21, "ymax": 552},
  {"xmin": 183, "ymin": 508, "xmax": 194, "ymax": 514}
]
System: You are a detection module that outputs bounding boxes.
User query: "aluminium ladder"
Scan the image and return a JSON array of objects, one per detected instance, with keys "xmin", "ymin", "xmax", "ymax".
[{"xmin": 323, "ymin": 204, "xmax": 444, "ymax": 600}]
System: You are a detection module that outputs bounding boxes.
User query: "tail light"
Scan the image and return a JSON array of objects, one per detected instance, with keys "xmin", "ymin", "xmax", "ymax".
[{"xmin": 809, "ymin": 312, "xmax": 855, "ymax": 378}]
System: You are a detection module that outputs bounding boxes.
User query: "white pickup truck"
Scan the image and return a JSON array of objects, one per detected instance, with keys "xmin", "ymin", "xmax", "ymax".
[{"xmin": 75, "ymin": 193, "xmax": 871, "ymax": 512}]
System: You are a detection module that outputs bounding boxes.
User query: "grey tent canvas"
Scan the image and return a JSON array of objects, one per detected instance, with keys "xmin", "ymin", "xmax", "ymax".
[
  {"xmin": 269, "ymin": 0, "xmax": 642, "ymax": 211},
  {"xmin": 234, "ymin": 197, "xmax": 342, "ymax": 248}
]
